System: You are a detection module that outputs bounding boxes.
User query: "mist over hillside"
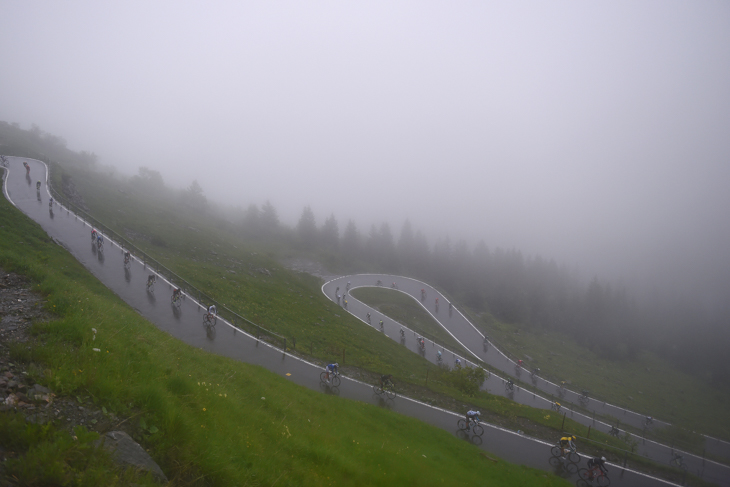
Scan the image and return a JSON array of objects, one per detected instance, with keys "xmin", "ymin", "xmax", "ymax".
[{"xmin": 3, "ymin": 121, "xmax": 730, "ymax": 389}]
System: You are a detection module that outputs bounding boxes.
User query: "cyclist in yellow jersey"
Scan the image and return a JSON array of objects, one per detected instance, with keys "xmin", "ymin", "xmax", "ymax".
[{"xmin": 559, "ymin": 435, "xmax": 576, "ymax": 459}]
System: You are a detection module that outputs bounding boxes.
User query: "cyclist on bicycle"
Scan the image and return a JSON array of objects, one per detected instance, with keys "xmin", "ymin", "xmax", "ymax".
[
  {"xmin": 380, "ymin": 374, "xmax": 394, "ymax": 389},
  {"xmin": 645, "ymin": 416, "xmax": 653, "ymax": 426},
  {"xmin": 435, "ymin": 297, "xmax": 439, "ymax": 305},
  {"xmin": 553, "ymin": 402, "xmax": 561, "ymax": 413},
  {"xmin": 124, "ymin": 250, "xmax": 131, "ymax": 263},
  {"xmin": 49, "ymin": 197, "xmax": 54, "ymax": 207},
  {"xmin": 506, "ymin": 378, "xmax": 514, "ymax": 390},
  {"xmin": 379, "ymin": 319, "xmax": 384, "ymax": 329},
  {"xmin": 325, "ymin": 363, "xmax": 339, "ymax": 383},
  {"xmin": 366, "ymin": 312, "xmax": 371, "ymax": 323},
  {"xmin": 400, "ymin": 327, "xmax": 405, "ymax": 337},
  {"xmin": 380, "ymin": 320, "xmax": 384, "ymax": 331},
  {"xmin": 532, "ymin": 367, "xmax": 540, "ymax": 376},
  {"xmin": 346, "ymin": 281, "xmax": 351, "ymax": 291},
  {"xmin": 23, "ymin": 161, "xmax": 30, "ymax": 173},
  {"xmin": 96, "ymin": 233, "xmax": 103, "ymax": 247},
  {"xmin": 147, "ymin": 274, "xmax": 156, "ymax": 288},
  {"xmin": 586, "ymin": 456, "xmax": 608, "ymax": 479},
  {"xmin": 559, "ymin": 435, "xmax": 576, "ymax": 459},
  {"xmin": 417, "ymin": 337, "xmax": 425, "ymax": 350},
  {"xmin": 455, "ymin": 358, "xmax": 461, "ymax": 367},
  {"xmin": 437, "ymin": 350, "xmax": 442, "ymax": 361},
  {"xmin": 464, "ymin": 410, "xmax": 480, "ymax": 431},
  {"xmin": 172, "ymin": 287, "xmax": 182, "ymax": 301},
  {"xmin": 517, "ymin": 359, "xmax": 524, "ymax": 368},
  {"xmin": 36, "ymin": 181, "xmax": 41, "ymax": 190},
  {"xmin": 208, "ymin": 304, "xmax": 217, "ymax": 316}
]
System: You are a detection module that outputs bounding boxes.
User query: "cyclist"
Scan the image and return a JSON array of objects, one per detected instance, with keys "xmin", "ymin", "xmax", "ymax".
[
  {"xmin": 23, "ymin": 161, "xmax": 30, "ymax": 173},
  {"xmin": 324, "ymin": 363, "xmax": 339, "ymax": 383},
  {"xmin": 379, "ymin": 320, "xmax": 384, "ymax": 331},
  {"xmin": 49, "ymin": 197, "xmax": 54, "ymax": 208},
  {"xmin": 336, "ymin": 293, "xmax": 341, "ymax": 304},
  {"xmin": 417, "ymin": 337, "xmax": 425, "ymax": 350},
  {"xmin": 379, "ymin": 319, "xmax": 384, "ymax": 329},
  {"xmin": 96, "ymin": 233, "xmax": 103, "ymax": 247},
  {"xmin": 506, "ymin": 378, "xmax": 514, "ymax": 390},
  {"xmin": 377, "ymin": 280, "xmax": 383, "ymax": 286},
  {"xmin": 343, "ymin": 298, "xmax": 347, "ymax": 308},
  {"xmin": 91, "ymin": 228, "xmax": 97, "ymax": 240},
  {"xmin": 346, "ymin": 281, "xmax": 351, "ymax": 291},
  {"xmin": 172, "ymin": 287, "xmax": 182, "ymax": 301},
  {"xmin": 399, "ymin": 327, "xmax": 405, "ymax": 338},
  {"xmin": 366, "ymin": 312, "xmax": 371, "ymax": 323},
  {"xmin": 455, "ymin": 358, "xmax": 461, "ymax": 367},
  {"xmin": 464, "ymin": 410, "xmax": 480, "ymax": 431},
  {"xmin": 124, "ymin": 250, "xmax": 131, "ymax": 264},
  {"xmin": 380, "ymin": 374, "xmax": 394, "ymax": 390},
  {"xmin": 559, "ymin": 435, "xmax": 576, "ymax": 460},
  {"xmin": 586, "ymin": 456, "xmax": 608, "ymax": 480},
  {"xmin": 421, "ymin": 288, "xmax": 426, "ymax": 298},
  {"xmin": 147, "ymin": 274, "xmax": 156, "ymax": 288},
  {"xmin": 208, "ymin": 304, "xmax": 217, "ymax": 316},
  {"xmin": 36, "ymin": 181, "xmax": 41, "ymax": 190},
  {"xmin": 435, "ymin": 297, "xmax": 439, "ymax": 305},
  {"xmin": 532, "ymin": 367, "xmax": 540, "ymax": 376},
  {"xmin": 517, "ymin": 359, "xmax": 524, "ymax": 368},
  {"xmin": 553, "ymin": 402, "xmax": 561, "ymax": 413},
  {"xmin": 645, "ymin": 416, "xmax": 653, "ymax": 426},
  {"xmin": 437, "ymin": 350, "xmax": 442, "ymax": 361}
]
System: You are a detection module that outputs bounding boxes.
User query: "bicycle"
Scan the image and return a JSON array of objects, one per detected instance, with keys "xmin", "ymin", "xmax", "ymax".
[
  {"xmin": 320, "ymin": 370, "xmax": 341, "ymax": 387},
  {"xmin": 203, "ymin": 313, "xmax": 217, "ymax": 327},
  {"xmin": 579, "ymin": 391, "xmax": 590, "ymax": 407},
  {"xmin": 505, "ymin": 381, "xmax": 514, "ymax": 392},
  {"xmin": 670, "ymin": 453, "xmax": 688, "ymax": 471},
  {"xmin": 608, "ymin": 426, "xmax": 620, "ymax": 438},
  {"xmin": 551, "ymin": 443, "xmax": 580, "ymax": 464},
  {"xmin": 578, "ymin": 467, "xmax": 610, "ymax": 486},
  {"xmin": 373, "ymin": 381, "xmax": 397, "ymax": 400},
  {"xmin": 457, "ymin": 417, "xmax": 484, "ymax": 436}
]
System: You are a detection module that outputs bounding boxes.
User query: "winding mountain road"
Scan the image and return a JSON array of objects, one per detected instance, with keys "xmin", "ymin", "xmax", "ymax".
[{"xmin": 2, "ymin": 157, "xmax": 724, "ymax": 486}]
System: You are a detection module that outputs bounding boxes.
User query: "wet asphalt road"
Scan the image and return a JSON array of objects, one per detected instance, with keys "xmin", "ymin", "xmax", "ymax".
[{"xmin": 3, "ymin": 156, "xmax": 722, "ymax": 486}]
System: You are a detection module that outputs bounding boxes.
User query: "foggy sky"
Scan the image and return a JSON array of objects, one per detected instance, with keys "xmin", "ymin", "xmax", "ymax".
[{"xmin": 2, "ymin": 1, "xmax": 729, "ymax": 303}]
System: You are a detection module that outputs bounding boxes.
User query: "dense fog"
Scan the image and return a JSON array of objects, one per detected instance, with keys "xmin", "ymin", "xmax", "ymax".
[{"xmin": 2, "ymin": 1, "xmax": 729, "ymax": 310}]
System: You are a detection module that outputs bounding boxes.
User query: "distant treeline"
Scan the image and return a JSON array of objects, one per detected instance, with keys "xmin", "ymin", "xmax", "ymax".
[{"xmin": 2, "ymin": 120, "xmax": 728, "ymax": 386}]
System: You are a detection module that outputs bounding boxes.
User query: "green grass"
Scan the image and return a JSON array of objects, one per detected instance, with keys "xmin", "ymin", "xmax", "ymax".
[
  {"xmin": 467, "ymin": 312, "xmax": 730, "ymax": 450},
  {"xmin": 2, "ymin": 172, "xmax": 571, "ymax": 485},
  {"xmin": 44, "ymin": 161, "xmax": 730, "ymax": 473},
  {"xmin": 350, "ymin": 287, "xmax": 469, "ymax": 357}
]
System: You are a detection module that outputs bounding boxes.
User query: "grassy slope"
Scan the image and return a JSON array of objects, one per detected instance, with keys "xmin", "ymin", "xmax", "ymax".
[
  {"xmin": 46, "ymin": 165, "xmax": 725, "ymax": 484},
  {"xmin": 350, "ymin": 287, "xmax": 467, "ymax": 356},
  {"xmin": 0, "ymin": 178, "xmax": 572, "ymax": 485},
  {"xmin": 50, "ymin": 163, "xmax": 610, "ymax": 440},
  {"xmin": 470, "ymin": 315, "xmax": 730, "ymax": 445}
]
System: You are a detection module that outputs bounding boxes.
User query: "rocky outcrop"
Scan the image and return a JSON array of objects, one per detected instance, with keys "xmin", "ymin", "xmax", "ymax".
[{"xmin": 96, "ymin": 431, "xmax": 168, "ymax": 484}]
